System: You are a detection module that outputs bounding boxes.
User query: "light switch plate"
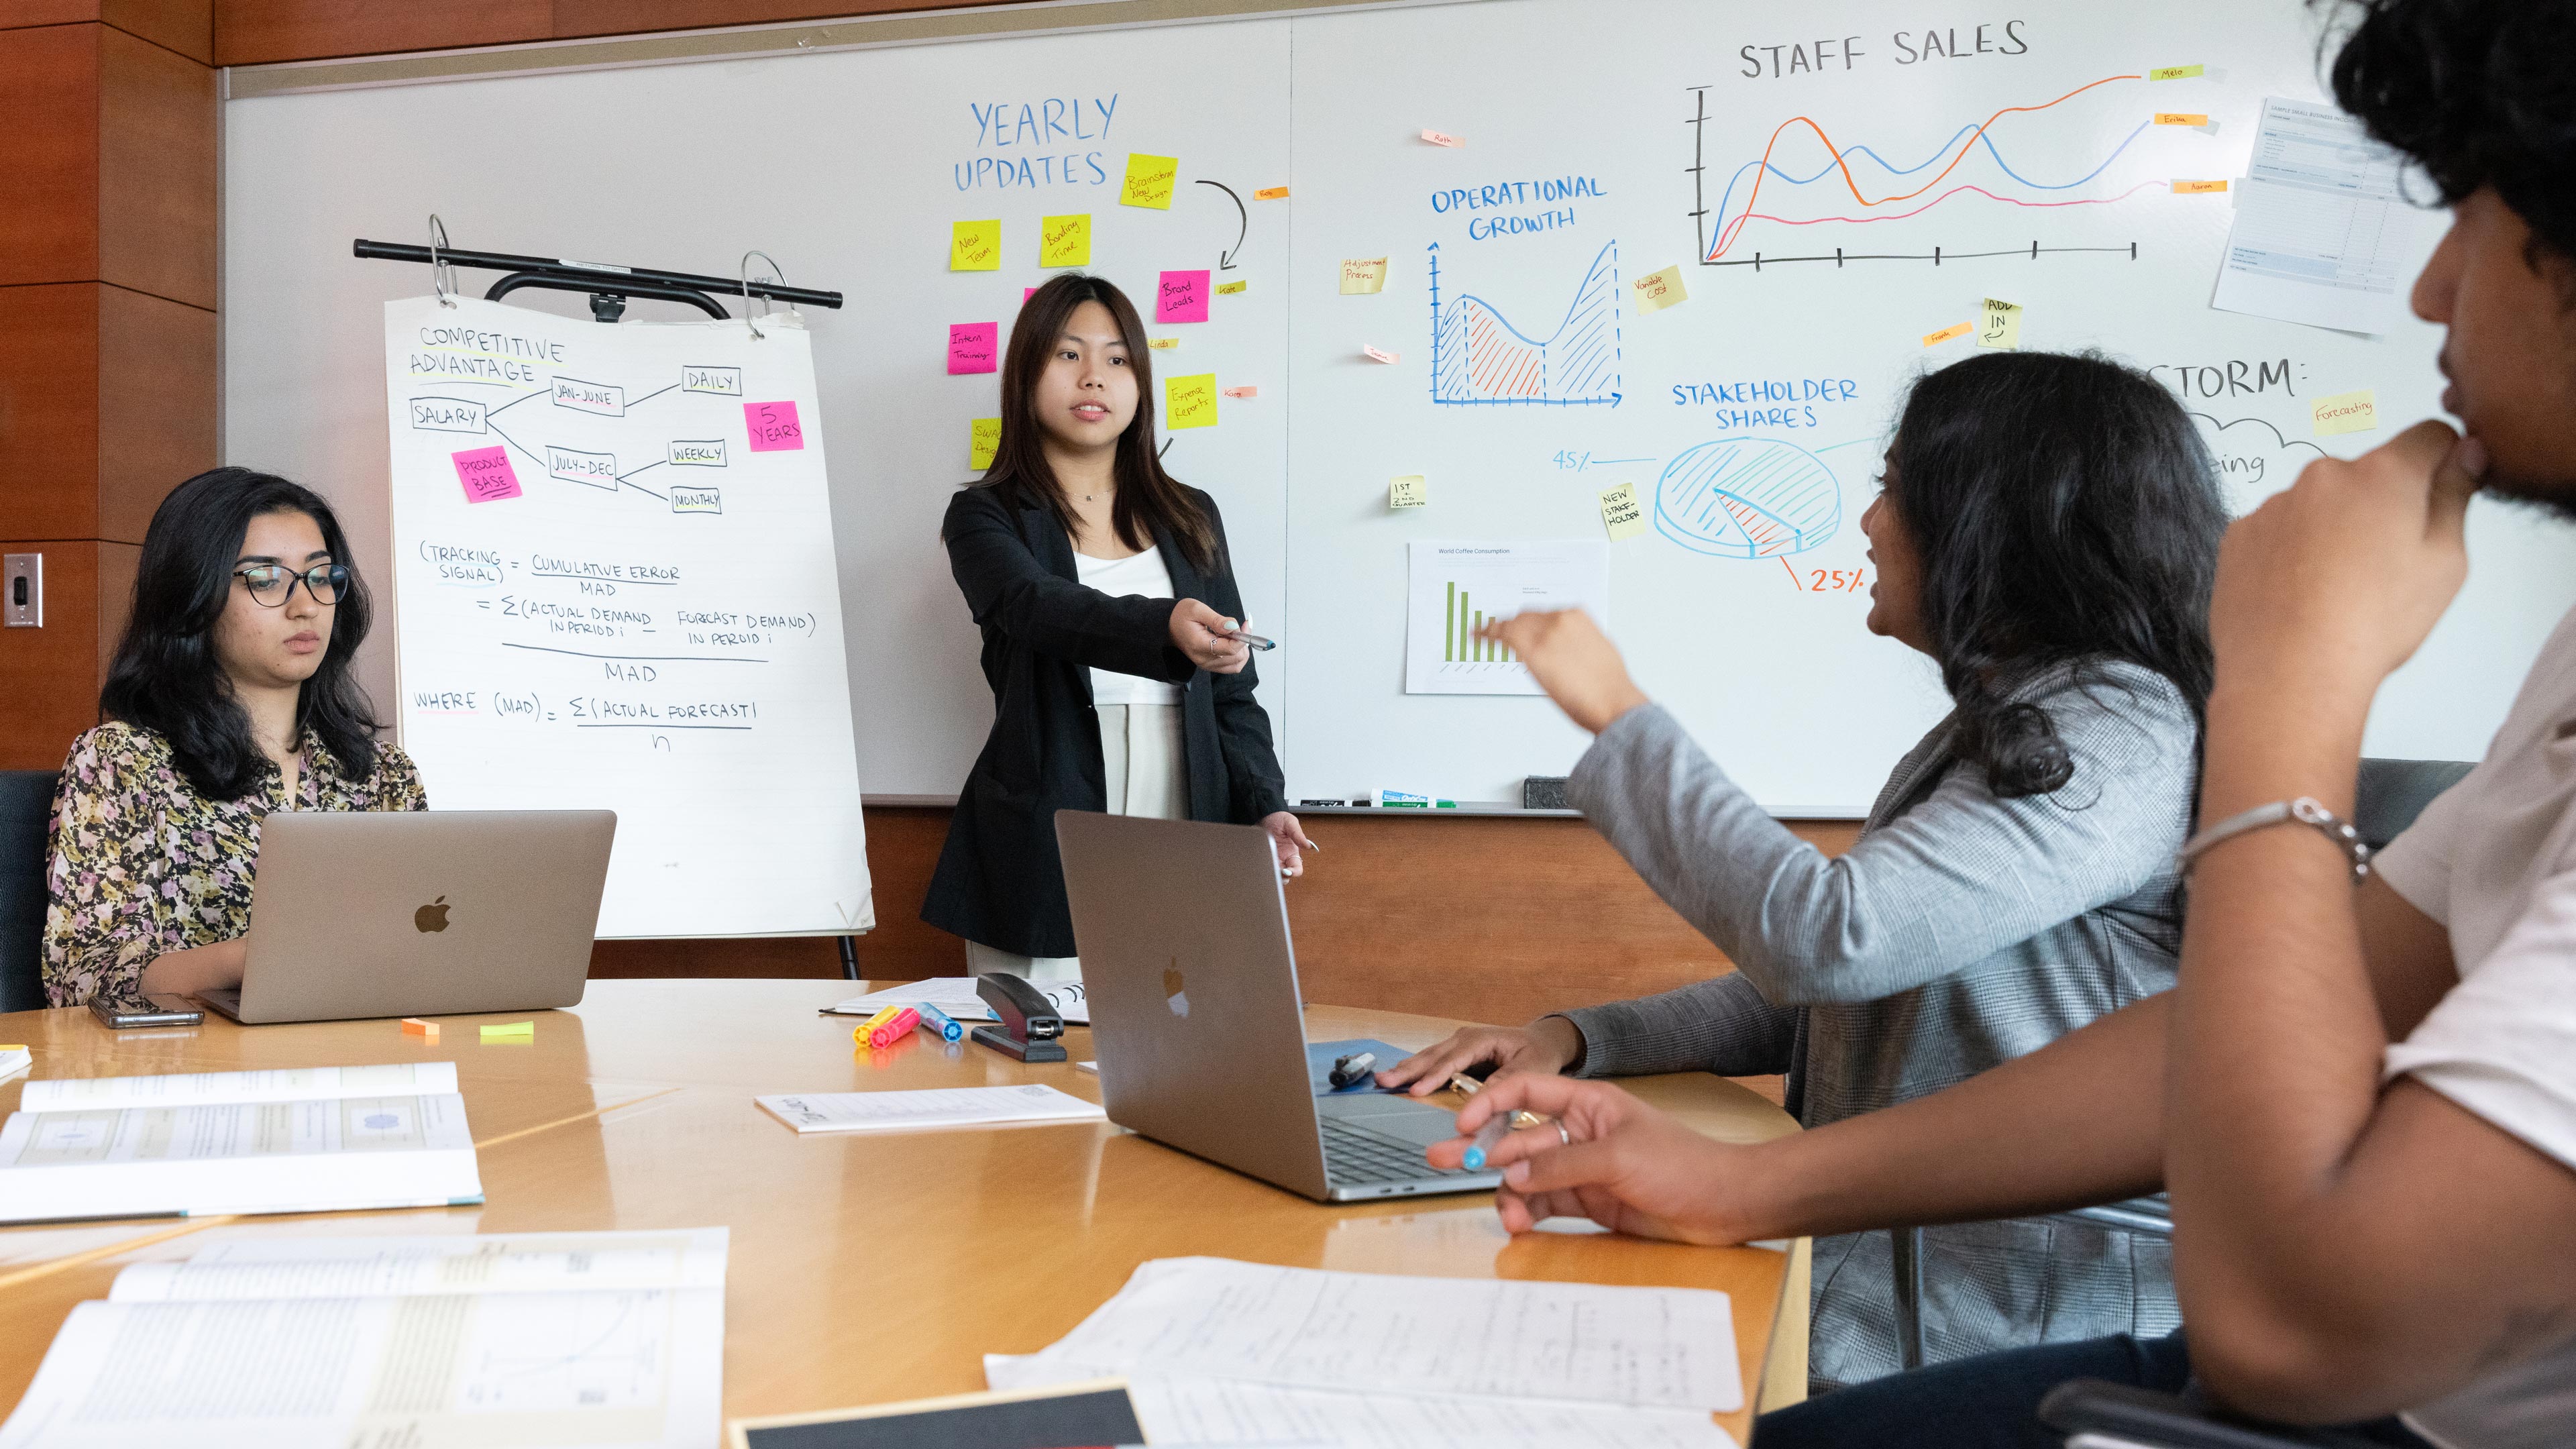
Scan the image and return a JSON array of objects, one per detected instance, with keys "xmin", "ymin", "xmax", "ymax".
[{"xmin": 4, "ymin": 553, "xmax": 40, "ymax": 627}]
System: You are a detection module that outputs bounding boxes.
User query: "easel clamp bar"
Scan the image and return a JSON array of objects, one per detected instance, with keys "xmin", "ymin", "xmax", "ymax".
[{"xmin": 353, "ymin": 239, "xmax": 844, "ymax": 310}]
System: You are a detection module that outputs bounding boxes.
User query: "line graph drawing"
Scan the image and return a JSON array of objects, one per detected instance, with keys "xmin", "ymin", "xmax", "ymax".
[
  {"xmin": 1685, "ymin": 76, "xmax": 2167, "ymax": 269},
  {"xmin": 1428, "ymin": 239, "xmax": 1621, "ymax": 407},
  {"xmin": 1654, "ymin": 439, "xmax": 1843, "ymax": 559}
]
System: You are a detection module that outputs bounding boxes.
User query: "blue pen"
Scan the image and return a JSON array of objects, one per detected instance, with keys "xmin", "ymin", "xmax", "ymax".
[
  {"xmin": 915, "ymin": 1002, "xmax": 965, "ymax": 1043},
  {"xmin": 1461, "ymin": 1109, "xmax": 1557, "ymax": 1171}
]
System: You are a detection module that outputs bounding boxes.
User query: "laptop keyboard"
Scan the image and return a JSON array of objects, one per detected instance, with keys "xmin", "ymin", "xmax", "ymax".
[{"xmin": 1321, "ymin": 1114, "xmax": 1479, "ymax": 1187}]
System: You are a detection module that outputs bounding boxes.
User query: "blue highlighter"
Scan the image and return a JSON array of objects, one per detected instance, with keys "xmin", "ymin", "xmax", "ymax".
[{"xmin": 915, "ymin": 1002, "xmax": 965, "ymax": 1044}]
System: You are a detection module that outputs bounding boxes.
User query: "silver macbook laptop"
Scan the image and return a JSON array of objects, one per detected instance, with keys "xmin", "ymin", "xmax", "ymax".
[
  {"xmin": 1055, "ymin": 810, "xmax": 1500, "ymax": 1202},
  {"xmin": 197, "ymin": 810, "xmax": 616, "ymax": 1025}
]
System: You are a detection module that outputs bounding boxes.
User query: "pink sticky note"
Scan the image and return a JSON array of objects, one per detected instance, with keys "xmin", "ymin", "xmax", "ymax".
[
  {"xmin": 1420, "ymin": 129, "xmax": 1464, "ymax": 148},
  {"xmin": 743, "ymin": 400, "xmax": 804, "ymax": 451},
  {"xmin": 451, "ymin": 445, "xmax": 521, "ymax": 503},
  {"xmin": 1024, "ymin": 287, "xmax": 1036, "ymax": 303},
  {"xmin": 1157, "ymin": 270, "xmax": 1211, "ymax": 325},
  {"xmin": 1222, "ymin": 386, "xmax": 1258, "ymax": 399},
  {"xmin": 1363, "ymin": 345, "xmax": 1401, "ymax": 364},
  {"xmin": 949, "ymin": 321, "xmax": 1000, "ymax": 374}
]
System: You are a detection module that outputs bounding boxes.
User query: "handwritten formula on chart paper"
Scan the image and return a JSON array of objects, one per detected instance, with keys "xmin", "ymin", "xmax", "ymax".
[{"xmin": 744, "ymin": 402, "xmax": 804, "ymax": 452}]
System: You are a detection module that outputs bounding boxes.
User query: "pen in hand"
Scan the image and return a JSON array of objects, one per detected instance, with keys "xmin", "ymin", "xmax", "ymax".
[{"xmin": 1461, "ymin": 1108, "xmax": 1558, "ymax": 1171}]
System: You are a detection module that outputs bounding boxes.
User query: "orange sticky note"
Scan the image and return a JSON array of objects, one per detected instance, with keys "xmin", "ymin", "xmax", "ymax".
[
  {"xmin": 1362, "ymin": 345, "xmax": 1400, "ymax": 364},
  {"xmin": 2154, "ymin": 113, "xmax": 2210, "ymax": 126},
  {"xmin": 1419, "ymin": 129, "xmax": 1464, "ymax": 148},
  {"xmin": 1221, "ymin": 385, "xmax": 1257, "ymax": 399},
  {"xmin": 1255, "ymin": 186, "xmax": 1290, "ymax": 200},
  {"xmin": 2172, "ymin": 179, "xmax": 2230, "ymax": 194},
  {"xmin": 400, "ymin": 1018, "xmax": 438, "ymax": 1037},
  {"xmin": 1923, "ymin": 321, "xmax": 1973, "ymax": 346}
]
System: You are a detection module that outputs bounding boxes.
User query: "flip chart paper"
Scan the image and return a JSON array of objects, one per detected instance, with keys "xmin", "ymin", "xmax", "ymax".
[
  {"xmin": 1598, "ymin": 482, "xmax": 1646, "ymax": 541},
  {"xmin": 1157, "ymin": 270, "xmax": 1211, "ymax": 323},
  {"xmin": 2148, "ymin": 63, "xmax": 2206, "ymax": 80},
  {"xmin": 1922, "ymin": 321, "xmax": 1972, "ymax": 346},
  {"xmin": 970, "ymin": 417, "xmax": 1002, "ymax": 469},
  {"xmin": 1120, "ymin": 153, "xmax": 1179, "ymax": 209},
  {"xmin": 1977, "ymin": 297, "xmax": 2023, "ymax": 350},
  {"xmin": 1631, "ymin": 265, "xmax": 1687, "ymax": 315},
  {"xmin": 1254, "ymin": 186, "xmax": 1290, "ymax": 200},
  {"xmin": 744, "ymin": 400, "xmax": 804, "ymax": 451},
  {"xmin": 1340, "ymin": 258, "xmax": 1388, "ymax": 294},
  {"xmin": 1216, "ymin": 279, "xmax": 1248, "ymax": 295},
  {"xmin": 1388, "ymin": 475, "xmax": 1427, "ymax": 508},
  {"xmin": 1040, "ymin": 213, "xmax": 1091, "ymax": 268},
  {"xmin": 2312, "ymin": 388, "xmax": 2379, "ymax": 436},
  {"xmin": 949, "ymin": 322, "xmax": 1000, "ymax": 374},
  {"xmin": 451, "ymin": 445, "xmax": 521, "ymax": 503},
  {"xmin": 949, "ymin": 219, "xmax": 1002, "ymax": 271},
  {"xmin": 1165, "ymin": 373, "xmax": 1218, "ymax": 430}
]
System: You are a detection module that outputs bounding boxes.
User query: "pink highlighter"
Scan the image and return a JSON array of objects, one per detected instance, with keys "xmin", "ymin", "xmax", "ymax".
[{"xmin": 869, "ymin": 1007, "xmax": 921, "ymax": 1049}]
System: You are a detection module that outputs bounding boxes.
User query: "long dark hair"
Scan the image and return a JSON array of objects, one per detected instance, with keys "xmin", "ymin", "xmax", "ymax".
[
  {"xmin": 100, "ymin": 467, "xmax": 384, "ymax": 800},
  {"xmin": 974, "ymin": 273, "xmax": 1219, "ymax": 573},
  {"xmin": 1888, "ymin": 352, "xmax": 2225, "ymax": 798}
]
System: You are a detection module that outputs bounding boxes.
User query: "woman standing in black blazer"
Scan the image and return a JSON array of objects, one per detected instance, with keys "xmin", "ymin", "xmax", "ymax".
[{"xmin": 924, "ymin": 274, "xmax": 1313, "ymax": 978}]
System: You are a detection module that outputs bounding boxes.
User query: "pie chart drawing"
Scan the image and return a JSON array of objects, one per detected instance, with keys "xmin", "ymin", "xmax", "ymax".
[{"xmin": 1653, "ymin": 439, "xmax": 1843, "ymax": 559}]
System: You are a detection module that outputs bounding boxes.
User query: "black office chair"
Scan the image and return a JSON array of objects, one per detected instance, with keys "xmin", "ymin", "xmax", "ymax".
[
  {"xmin": 1884, "ymin": 757, "xmax": 2477, "ymax": 1374},
  {"xmin": 0, "ymin": 771, "xmax": 59, "ymax": 1014},
  {"xmin": 2039, "ymin": 1378, "xmax": 2412, "ymax": 1448}
]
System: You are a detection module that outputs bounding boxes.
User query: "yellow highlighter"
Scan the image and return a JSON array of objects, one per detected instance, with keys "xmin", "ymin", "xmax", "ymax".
[{"xmin": 854, "ymin": 1006, "xmax": 903, "ymax": 1044}]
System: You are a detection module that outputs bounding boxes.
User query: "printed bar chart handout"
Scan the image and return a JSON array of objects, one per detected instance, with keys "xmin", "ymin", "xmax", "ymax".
[{"xmin": 1405, "ymin": 542, "xmax": 1611, "ymax": 696}]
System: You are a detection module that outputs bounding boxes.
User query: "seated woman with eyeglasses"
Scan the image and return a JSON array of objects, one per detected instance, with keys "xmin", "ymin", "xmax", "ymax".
[{"xmin": 41, "ymin": 467, "xmax": 425, "ymax": 1007}]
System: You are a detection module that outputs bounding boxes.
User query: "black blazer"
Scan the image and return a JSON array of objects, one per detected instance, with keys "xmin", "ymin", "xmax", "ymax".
[{"xmin": 922, "ymin": 482, "xmax": 1289, "ymax": 957}]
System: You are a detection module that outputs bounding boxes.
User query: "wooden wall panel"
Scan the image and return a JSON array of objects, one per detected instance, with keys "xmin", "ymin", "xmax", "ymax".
[
  {"xmin": 547, "ymin": 0, "xmax": 964, "ymax": 41},
  {"xmin": 96, "ymin": 284, "xmax": 217, "ymax": 541},
  {"xmin": 0, "ymin": 542, "xmax": 109, "ymax": 771},
  {"xmin": 105, "ymin": 0, "xmax": 213, "ymax": 62},
  {"xmin": 213, "ymin": 0, "xmax": 549, "ymax": 65},
  {"xmin": 0, "ymin": 286, "xmax": 103, "ymax": 541},
  {"xmin": 97, "ymin": 21, "xmax": 217, "ymax": 308},
  {"xmin": 0, "ymin": 24, "xmax": 100, "ymax": 288},
  {"xmin": 93, "ymin": 542, "xmax": 136, "ymax": 681}
]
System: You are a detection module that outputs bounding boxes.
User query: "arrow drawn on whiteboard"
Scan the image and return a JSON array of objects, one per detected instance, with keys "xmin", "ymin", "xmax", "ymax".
[{"xmin": 1196, "ymin": 179, "xmax": 1247, "ymax": 270}]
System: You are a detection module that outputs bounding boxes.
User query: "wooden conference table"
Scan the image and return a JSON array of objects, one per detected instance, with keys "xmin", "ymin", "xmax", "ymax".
[{"xmin": 0, "ymin": 979, "xmax": 1808, "ymax": 1440}]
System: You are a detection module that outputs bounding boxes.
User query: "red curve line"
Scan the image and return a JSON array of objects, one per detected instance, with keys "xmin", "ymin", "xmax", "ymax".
[
  {"xmin": 1712, "ymin": 72, "xmax": 2142, "ymax": 260},
  {"xmin": 1734, "ymin": 179, "xmax": 2166, "ymax": 231}
]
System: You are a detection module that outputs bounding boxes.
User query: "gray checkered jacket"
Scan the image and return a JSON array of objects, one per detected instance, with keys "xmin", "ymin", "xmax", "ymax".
[{"xmin": 1558, "ymin": 662, "xmax": 2192, "ymax": 1391}]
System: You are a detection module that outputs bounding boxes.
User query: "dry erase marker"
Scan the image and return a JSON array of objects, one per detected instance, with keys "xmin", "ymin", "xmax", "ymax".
[
  {"xmin": 916, "ymin": 1002, "xmax": 964, "ymax": 1043},
  {"xmin": 1225, "ymin": 629, "xmax": 1277, "ymax": 651},
  {"xmin": 869, "ymin": 1007, "xmax": 921, "ymax": 1049}
]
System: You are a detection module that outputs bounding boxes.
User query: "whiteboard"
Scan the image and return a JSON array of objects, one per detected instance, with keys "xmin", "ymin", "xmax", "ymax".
[
  {"xmin": 225, "ymin": 0, "xmax": 2576, "ymax": 822},
  {"xmin": 380, "ymin": 295, "xmax": 869, "ymax": 938}
]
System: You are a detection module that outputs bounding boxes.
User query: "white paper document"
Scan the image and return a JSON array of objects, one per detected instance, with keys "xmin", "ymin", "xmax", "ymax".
[
  {"xmin": 0, "ymin": 1230, "xmax": 727, "ymax": 1449},
  {"xmin": 1118, "ymin": 1378, "xmax": 1739, "ymax": 1449},
  {"xmin": 755, "ymin": 1083, "xmax": 1105, "ymax": 1134},
  {"xmin": 829, "ymin": 976, "xmax": 1091, "ymax": 1026},
  {"xmin": 0, "ymin": 1064, "xmax": 482, "ymax": 1224},
  {"xmin": 107, "ymin": 1227, "xmax": 730, "ymax": 1301},
  {"xmin": 988, "ymin": 1256, "xmax": 1741, "ymax": 1407},
  {"xmin": 1405, "ymin": 541, "xmax": 1611, "ymax": 696},
  {"xmin": 2210, "ymin": 97, "xmax": 2441, "ymax": 334}
]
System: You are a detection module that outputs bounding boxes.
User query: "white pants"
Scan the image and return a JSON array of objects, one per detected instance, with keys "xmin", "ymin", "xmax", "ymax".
[{"xmin": 966, "ymin": 702, "xmax": 1185, "ymax": 983}]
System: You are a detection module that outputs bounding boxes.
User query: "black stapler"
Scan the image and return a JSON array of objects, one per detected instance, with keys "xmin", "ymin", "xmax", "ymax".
[{"xmin": 971, "ymin": 973, "xmax": 1069, "ymax": 1063}]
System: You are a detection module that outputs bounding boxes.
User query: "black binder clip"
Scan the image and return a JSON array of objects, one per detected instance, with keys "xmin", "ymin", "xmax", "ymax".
[{"xmin": 971, "ymin": 973, "xmax": 1069, "ymax": 1063}]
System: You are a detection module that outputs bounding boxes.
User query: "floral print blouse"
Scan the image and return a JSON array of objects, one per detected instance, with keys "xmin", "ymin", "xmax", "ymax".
[{"xmin": 42, "ymin": 722, "xmax": 428, "ymax": 1006}]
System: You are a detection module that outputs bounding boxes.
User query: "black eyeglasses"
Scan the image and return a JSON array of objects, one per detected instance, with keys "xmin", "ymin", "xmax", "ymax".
[{"xmin": 233, "ymin": 563, "xmax": 352, "ymax": 607}]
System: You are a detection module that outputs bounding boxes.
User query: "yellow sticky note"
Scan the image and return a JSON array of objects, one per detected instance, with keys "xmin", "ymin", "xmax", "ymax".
[
  {"xmin": 949, "ymin": 219, "xmax": 1002, "ymax": 272},
  {"xmin": 1165, "ymin": 372, "xmax": 1218, "ymax": 429},
  {"xmin": 1977, "ymin": 297, "xmax": 2023, "ymax": 350},
  {"xmin": 1340, "ymin": 258, "xmax": 1389, "ymax": 295},
  {"xmin": 1121, "ymin": 153, "xmax": 1179, "ymax": 209},
  {"xmin": 2312, "ymin": 389, "xmax": 2379, "ymax": 437},
  {"xmin": 969, "ymin": 417, "xmax": 1002, "ymax": 470},
  {"xmin": 2147, "ymin": 63, "xmax": 2205, "ymax": 81},
  {"xmin": 2172, "ymin": 178, "xmax": 2231, "ymax": 194},
  {"xmin": 1255, "ymin": 186, "xmax": 1290, "ymax": 200},
  {"xmin": 1598, "ymin": 482, "xmax": 1646, "ymax": 541},
  {"xmin": 480, "ymin": 1021, "xmax": 534, "ymax": 1042},
  {"xmin": 1038, "ymin": 214, "xmax": 1091, "ymax": 268},
  {"xmin": 1632, "ymin": 264, "xmax": 1688, "ymax": 315},
  {"xmin": 1923, "ymin": 321, "xmax": 1972, "ymax": 347},
  {"xmin": 1148, "ymin": 337, "xmax": 1181, "ymax": 350},
  {"xmin": 2155, "ymin": 113, "xmax": 2210, "ymax": 126},
  {"xmin": 1215, "ymin": 279, "xmax": 1247, "ymax": 295},
  {"xmin": 1389, "ymin": 474, "xmax": 1428, "ymax": 508}
]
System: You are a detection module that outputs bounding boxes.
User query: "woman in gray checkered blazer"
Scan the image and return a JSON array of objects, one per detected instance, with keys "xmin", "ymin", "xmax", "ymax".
[{"xmin": 1381, "ymin": 350, "xmax": 2226, "ymax": 1392}]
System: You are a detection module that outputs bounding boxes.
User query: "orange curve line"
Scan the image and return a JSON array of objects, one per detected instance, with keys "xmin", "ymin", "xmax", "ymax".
[{"xmin": 1715, "ymin": 72, "xmax": 2143, "ymax": 260}]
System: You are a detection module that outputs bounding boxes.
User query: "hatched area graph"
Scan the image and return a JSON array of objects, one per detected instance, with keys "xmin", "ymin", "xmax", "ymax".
[
  {"xmin": 1654, "ymin": 439, "xmax": 1843, "ymax": 559},
  {"xmin": 1428, "ymin": 240, "xmax": 1621, "ymax": 406}
]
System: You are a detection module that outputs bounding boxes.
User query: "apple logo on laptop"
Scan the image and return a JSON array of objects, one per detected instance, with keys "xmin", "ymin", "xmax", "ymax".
[
  {"xmin": 1163, "ymin": 960, "xmax": 1189, "ymax": 1018},
  {"xmin": 414, "ymin": 896, "xmax": 451, "ymax": 934}
]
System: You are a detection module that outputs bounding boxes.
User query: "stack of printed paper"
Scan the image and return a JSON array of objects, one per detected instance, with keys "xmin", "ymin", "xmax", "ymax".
[
  {"xmin": 0, "ymin": 1063, "xmax": 482, "ymax": 1224},
  {"xmin": 985, "ymin": 1256, "xmax": 1748, "ymax": 1449},
  {"xmin": 0, "ymin": 1228, "xmax": 728, "ymax": 1448}
]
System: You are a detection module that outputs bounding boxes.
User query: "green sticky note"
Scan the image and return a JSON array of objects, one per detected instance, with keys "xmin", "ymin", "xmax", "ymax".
[
  {"xmin": 480, "ymin": 1021, "xmax": 535, "ymax": 1042},
  {"xmin": 2147, "ymin": 63, "xmax": 2204, "ymax": 81}
]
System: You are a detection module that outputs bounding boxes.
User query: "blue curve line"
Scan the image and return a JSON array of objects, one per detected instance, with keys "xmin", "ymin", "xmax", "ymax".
[
  {"xmin": 1441, "ymin": 240, "xmax": 1620, "ymax": 351},
  {"xmin": 1434, "ymin": 239, "xmax": 1620, "ymax": 405},
  {"xmin": 1711, "ymin": 118, "xmax": 2153, "ymax": 250}
]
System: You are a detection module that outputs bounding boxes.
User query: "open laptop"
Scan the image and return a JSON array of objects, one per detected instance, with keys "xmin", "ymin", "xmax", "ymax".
[
  {"xmin": 197, "ymin": 810, "xmax": 616, "ymax": 1025},
  {"xmin": 1055, "ymin": 810, "xmax": 1501, "ymax": 1202}
]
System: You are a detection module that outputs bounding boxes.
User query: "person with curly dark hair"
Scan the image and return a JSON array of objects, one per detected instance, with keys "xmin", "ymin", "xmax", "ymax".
[
  {"xmin": 1408, "ymin": 3, "xmax": 2576, "ymax": 1444},
  {"xmin": 1378, "ymin": 349, "xmax": 2228, "ymax": 1391}
]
